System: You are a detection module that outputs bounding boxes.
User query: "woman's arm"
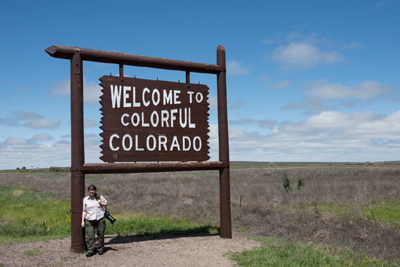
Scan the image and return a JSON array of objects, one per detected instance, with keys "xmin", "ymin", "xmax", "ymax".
[
  {"xmin": 82, "ymin": 197, "xmax": 87, "ymax": 227},
  {"xmin": 98, "ymin": 196, "xmax": 108, "ymax": 207},
  {"xmin": 81, "ymin": 211, "xmax": 87, "ymax": 227}
]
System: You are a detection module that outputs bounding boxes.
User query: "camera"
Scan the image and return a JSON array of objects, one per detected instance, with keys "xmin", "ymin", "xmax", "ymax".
[{"xmin": 104, "ymin": 210, "xmax": 116, "ymax": 224}]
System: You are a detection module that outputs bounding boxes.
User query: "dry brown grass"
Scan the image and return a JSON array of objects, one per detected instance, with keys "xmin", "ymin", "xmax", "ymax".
[{"xmin": 1, "ymin": 162, "xmax": 400, "ymax": 259}]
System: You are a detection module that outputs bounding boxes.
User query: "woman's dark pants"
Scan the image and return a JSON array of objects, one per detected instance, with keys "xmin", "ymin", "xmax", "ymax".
[{"xmin": 86, "ymin": 217, "xmax": 106, "ymax": 253}]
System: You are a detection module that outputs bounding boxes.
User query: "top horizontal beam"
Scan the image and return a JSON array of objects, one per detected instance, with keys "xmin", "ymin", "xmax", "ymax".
[{"xmin": 45, "ymin": 45, "xmax": 224, "ymax": 74}]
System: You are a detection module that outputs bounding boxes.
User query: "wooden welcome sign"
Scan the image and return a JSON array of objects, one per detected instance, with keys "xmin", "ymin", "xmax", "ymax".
[
  {"xmin": 100, "ymin": 76, "xmax": 210, "ymax": 162},
  {"xmin": 45, "ymin": 44, "xmax": 231, "ymax": 254}
]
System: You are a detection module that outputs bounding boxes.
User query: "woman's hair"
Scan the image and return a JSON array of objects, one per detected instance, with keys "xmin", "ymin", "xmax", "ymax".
[{"xmin": 88, "ymin": 184, "xmax": 99, "ymax": 200}]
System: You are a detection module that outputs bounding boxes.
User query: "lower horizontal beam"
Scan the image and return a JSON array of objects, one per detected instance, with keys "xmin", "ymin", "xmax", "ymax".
[{"xmin": 81, "ymin": 161, "xmax": 226, "ymax": 174}]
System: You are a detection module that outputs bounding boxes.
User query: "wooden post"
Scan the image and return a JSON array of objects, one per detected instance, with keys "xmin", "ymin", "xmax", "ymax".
[
  {"xmin": 217, "ymin": 44, "xmax": 232, "ymax": 238},
  {"xmin": 119, "ymin": 64, "xmax": 124, "ymax": 77},
  {"xmin": 186, "ymin": 71, "xmax": 190, "ymax": 84},
  {"xmin": 70, "ymin": 51, "xmax": 86, "ymax": 253}
]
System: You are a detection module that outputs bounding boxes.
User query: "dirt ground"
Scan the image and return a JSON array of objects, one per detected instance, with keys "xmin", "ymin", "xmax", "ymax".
[{"xmin": 0, "ymin": 234, "xmax": 260, "ymax": 267}]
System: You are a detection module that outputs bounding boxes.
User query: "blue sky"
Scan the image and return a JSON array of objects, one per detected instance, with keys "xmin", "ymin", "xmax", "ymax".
[{"xmin": 0, "ymin": 0, "xmax": 399, "ymax": 169}]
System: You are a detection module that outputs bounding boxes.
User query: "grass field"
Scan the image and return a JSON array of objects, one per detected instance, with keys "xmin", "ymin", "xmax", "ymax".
[
  {"xmin": 0, "ymin": 185, "xmax": 217, "ymax": 244},
  {"xmin": 0, "ymin": 161, "xmax": 399, "ymax": 265}
]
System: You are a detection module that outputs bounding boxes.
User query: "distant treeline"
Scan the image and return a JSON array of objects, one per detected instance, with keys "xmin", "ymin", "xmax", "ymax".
[{"xmin": 9, "ymin": 167, "xmax": 70, "ymax": 173}]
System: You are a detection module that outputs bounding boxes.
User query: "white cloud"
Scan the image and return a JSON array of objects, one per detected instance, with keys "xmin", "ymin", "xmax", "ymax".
[
  {"xmin": 356, "ymin": 81, "xmax": 396, "ymax": 100},
  {"xmin": 268, "ymin": 80, "xmax": 291, "ymax": 89},
  {"xmin": 272, "ymin": 43, "xmax": 344, "ymax": 71},
  {"xmin": 280, "ymin": 111, "xmax": 379, "ymax": 132},
  {"xmin": 305, "ymin": 80, "xmax": 396, "ymax": 102},
  {"xmin": 263, "ymin": 32, "xmax": 364, "ymax": 72},
  {"xmin": 48, "ymin": 78, "xmax": 102, "ymax": 104},
  {"xmin": 257, "ymin": 119, "xmax": 278, "ymax": 129},
  {"xmin": 281, "ymin": 102, "xmax": 325, "ymax": 111},
  {"xmin": 265, "ymin": 31, "xmax": 363, "ymax": 50},
  {"xmin": 23, "ymin": 118, "xmax": 60, "ymax": 129},
  {"xmin": 0, "ymin": 139, "xmax": 71, "ymax": 169},
  {"xmin": 0, "ymin": 133, "xmax": 103, "ymax": 170},
  {"xmin": 84, "ymin": 81, "xmax": 103, "ymax": 103},
  {"xmin": 229, "ymin": 118, "xmax": 277, "ymax": 129},
  {"xmin": 227, "ymin": 60, "xmax": 249, "ymax": 76},
  {"xmin": 263, "ymin": 32, "xmax": 323, "ymax": 46},
  {"xmin": 0, "ymin": 111, "xmax": 60, "ymax": 130},
  {"xmin": 227, "ymin": 110, "xmax": 400, "ymax": 162},
  {"xmin": 284, "ymin": 80, "xmax": 398, "ymax": 112},
  {"xmin": 207, "ymin": 94, "xmax": 218, "ymax": 111},
  {"xmin": 30, "ymin": 134, "xmax": 53, "ymax": 142},
  {"xmin": 4, "ymin": 136, "xmax": 29, "ymax": 146},
  {"xmin": 11, "ymin": 111, "xmax": 42, "ymax": 120},
  {"xmin": 305, "ymin": 81, "xmax": 350, "ymax": 101}
]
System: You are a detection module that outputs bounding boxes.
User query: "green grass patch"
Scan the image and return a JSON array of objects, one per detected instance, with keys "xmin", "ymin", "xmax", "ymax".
[
  {"xmin": 231, "ymin": 237, "xmax": 396, "ymax": 266},
  {"xmin": 311, "ymin": 204, "xmax": 358, "ymax": 216},
  {"xmin": 363, "ymin": 200, "xmax": 400, "ymax": 227},
  {"xmin": 23, "ymin": 249, "xmax": 43, "ymax": 256},
  {"xmin": 303, "ymin": 200, "xmax": 400, "ymax": 227},
  {"xmin": 0, "ymin": 186, "xmax": 71, "ymax": 243},
  {"xmin": 0, "ymin": 186, "xmax": 217, "ymax": 244}
]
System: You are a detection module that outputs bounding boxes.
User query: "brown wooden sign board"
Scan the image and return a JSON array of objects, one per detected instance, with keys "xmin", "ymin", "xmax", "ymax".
[{"xmin": 100, "ymin": 76, "xmax": 210, "ymax": 162}]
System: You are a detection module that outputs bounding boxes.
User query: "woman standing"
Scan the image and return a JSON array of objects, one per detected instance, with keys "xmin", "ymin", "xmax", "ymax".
[{"xmin": 81, "ymin": 184, "xmax": 108, "ymax": 257}]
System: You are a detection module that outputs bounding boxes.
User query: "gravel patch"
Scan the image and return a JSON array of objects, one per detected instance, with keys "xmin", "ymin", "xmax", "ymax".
[{"xmin": 0, "ymin": 235, "xmax": 260, "ymax": 266}]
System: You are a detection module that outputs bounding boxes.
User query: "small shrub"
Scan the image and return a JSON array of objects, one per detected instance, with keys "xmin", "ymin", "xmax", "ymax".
[
  {"xmin": 297, "ymin": 179, "xmax": 305, "ymax": 190},
  {"xmin": 21, "ymin": 167, "xmax": 26, "ymax": 170},
  {"xmin": 282, "ymin": 172, "xmax": 292, "ymax": 193}
]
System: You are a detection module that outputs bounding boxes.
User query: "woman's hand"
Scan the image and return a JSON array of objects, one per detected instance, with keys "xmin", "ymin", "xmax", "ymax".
[
  {"xmin": 97, "ymin": 199, "xmax": 101, "ymax": 205},
  {"xmin": 81, "ymin": 221, "xmax": 85, "ymax": 228}
]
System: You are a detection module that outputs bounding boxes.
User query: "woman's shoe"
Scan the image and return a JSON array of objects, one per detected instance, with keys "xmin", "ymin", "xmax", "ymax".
[
  {"xmin": 98, "ymin": 251, "xmax": 104, "ymax": 255},
  {"xmin": 86, "ymin": 252, "xmax": 94, "ymax": 257}
]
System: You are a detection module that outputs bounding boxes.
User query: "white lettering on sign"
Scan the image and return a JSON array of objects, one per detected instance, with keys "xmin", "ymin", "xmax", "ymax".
[
  {"xmin": 187, "ymin": 91, "xmax": 194, "ymax": 103},
  {"xmin": 163, "ymin": 89, "xmax": 173, "ymax": 105},
  {"xmin": 109, "ymin": 134, "xmax": 120, "ymax": 151},
  {"xmin": 187, "ymin": 91, "xmax": 203, "ymax": 104},
  {"xmin": 133, "ymin": 87, "xmax": 141, "ymax": 107},
  {"xmin": 111, "ymin": 85, "xmax": 122, "ymax": 108},
  {"xmin": 108, "ymin": 134, "xmax": 202, "ymax": 152},
  {"xmin": 111, "ymin": 87, "xmax": 186, "ymax": 108},
  {"xmin": 118, "ymin": 108, "xmax": 196, "ymax": 128},
  {"xmin": 123, "ymin": 86, "xmax": 131, "ymax": 108}
]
